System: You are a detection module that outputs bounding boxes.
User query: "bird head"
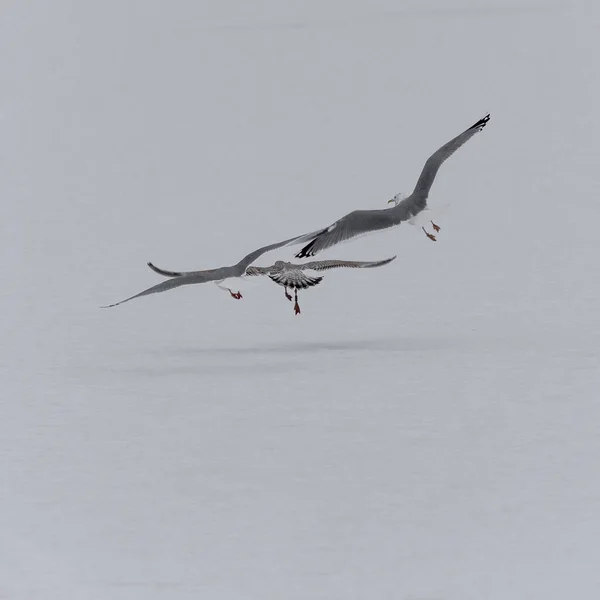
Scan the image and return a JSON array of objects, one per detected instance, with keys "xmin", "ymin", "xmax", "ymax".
[{"xmin": 387, "ymin": 192, "xmax": 408, "ymax": 206}]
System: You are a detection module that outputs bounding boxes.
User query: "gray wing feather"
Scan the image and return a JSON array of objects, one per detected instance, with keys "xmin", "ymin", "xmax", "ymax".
[
  {"xmin": 147, "ymin": 262, "xmax": 187, "ymax": 277},
  {"xmin": 245, "ymin": 266, "xmax": 270, "ymax": 276},
  {"xmin": 412, "ymin": 114, "xmax": 490, "ymax": 197},
  {"xmin": 296, "ymin": 210, "xmax": 396, "ymax": 259},
  {"xmin": 101, "ymin": 272, "xmax": 218, "ymax": 308},
  {"xmin": 300, "ymin": 256, "xmax": 396, "ymax": 271},
  {"xmin": 250, "ymin": 255, "xmax": 395, "ymax": 290}
]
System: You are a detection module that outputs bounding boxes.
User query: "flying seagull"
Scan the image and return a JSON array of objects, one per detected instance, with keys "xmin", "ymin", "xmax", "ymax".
[
  {"xmin": 100, "ymin": 231, "xmax": 323, "ymax": 308},
  {"xmin": 295, "ymin": 114, "xmax": 490, "ymax": 258},
  {"xmin": 245, "ymin": 256, "xmax": 396, "ymax": 315}
]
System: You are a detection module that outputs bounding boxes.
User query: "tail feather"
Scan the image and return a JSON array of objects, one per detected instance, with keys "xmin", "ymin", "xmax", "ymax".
[
  {"xmin": 269, "ymin": 272, "xmax": 323, "ymax": 289},
  {"xmin": 296, "ymin": 274, "xmax": 323, "ymax": 289}
]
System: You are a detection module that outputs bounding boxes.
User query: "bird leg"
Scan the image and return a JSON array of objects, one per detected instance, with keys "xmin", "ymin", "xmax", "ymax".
[
  {"xmin": 284, "ymin": 287, "xmax": 292, "ymax": 301},
  {"xmin": 293, "ymin": 289, "xmax": 301, "ymax": 315},
  {"xmin": 431, "ymin": 220, "xmax": 441, "ymax": 233},
  {"xmin": 216, "ymin": 282, "xmax": 243, "ymax": 299},
  {"xmin": 422, "ymin": 226, "xmax": 437, "ymax": 242}
]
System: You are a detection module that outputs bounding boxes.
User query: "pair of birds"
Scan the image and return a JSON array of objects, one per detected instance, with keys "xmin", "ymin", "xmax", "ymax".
[{"xmin": 103, "ymin": 114, "xmax": 490, "ymax": 314}]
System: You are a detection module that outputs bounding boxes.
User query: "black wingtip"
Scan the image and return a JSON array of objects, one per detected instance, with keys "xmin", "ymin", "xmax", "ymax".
[
  {"xmin": 295, "ymin": 240, "xmax": 317, "ymax": 259},
  {"xmin": 471, "ymin": 113, "xmax": 491, "ymax": 131},
  {"xmin": 379, "ymin": 255, "xmax": 397, "ymax": 266},
  {"xmin": 295, "ymin": 226, "xmax": 330, "ymax": 259}
]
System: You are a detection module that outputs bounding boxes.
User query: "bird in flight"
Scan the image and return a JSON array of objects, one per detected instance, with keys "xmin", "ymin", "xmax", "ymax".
[
  {"xmin": 100, "ymin": 230, "xmax": 323, "ymax": 308},
  {"xmin": 245, "ymin": 256, "xmax": 396, "ymax": 315},
  {"xmin": 295, "ymin": 114, "xmax": 490, "ymax": 258}
]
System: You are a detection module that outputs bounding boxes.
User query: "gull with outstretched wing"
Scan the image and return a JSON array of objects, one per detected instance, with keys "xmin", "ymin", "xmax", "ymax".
[
  {"xmin": 101, "ymin": 229, "xmax": 323, "ymax": 308},
  {"xmin": 245, "ymin": 256, "xmax": 396, "ymax": 315},
  {"xmin": 295, "ymin": 114, "xmax": 490, "ymax": 258}
]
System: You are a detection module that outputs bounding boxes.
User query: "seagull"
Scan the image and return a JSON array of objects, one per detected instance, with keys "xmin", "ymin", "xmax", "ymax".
[
  {"xmin": 245, "ymin": 256, "xmax": 396, "ymax": 315},
  {"xmin": 100, "ymin": 231, "xmax": 323, "ymax": 308},
  {"xmin": 295, "ymin": 114, "xmax": 490, "ymax": 258}
]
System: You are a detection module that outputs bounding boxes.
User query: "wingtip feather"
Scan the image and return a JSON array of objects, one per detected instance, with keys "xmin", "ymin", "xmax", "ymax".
[
  {"xmin": 471, "ymin": 113, "xmax": 491, "ymax": 131},
  {"xmin": 295, "ymin": 241, "xmax": 317, "ymax": 259}
]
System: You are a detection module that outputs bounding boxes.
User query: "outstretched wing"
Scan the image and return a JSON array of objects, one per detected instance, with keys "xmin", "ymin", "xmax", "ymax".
[
  {"xmin": 245, "ymin": 266, "xmax": 271, "ymax": 277},
  {"xmin": 146, "ymin": 228, "xmax": 328, "ymax": 280},
  {"xmin": 101, "ymin": 272, "xmax": 218, "ymax": 308},
  {"xmin": 236, "ymin": 227, "xmax": 329, "ymax": 269},
  {"xmin": 300, "ymin": 256, "xmax": 396, "ymax": 271},
  {"xmin": 296, "ymin": 115, "xmax": 490, "ymax": 258},
  {"xmin": 412, "ymin": 114, "xmax": 490, "ymax": 198},
  {"xmin": 147, "ymin": 262, "xmax": 187, "ymax": 277},
  {"xmin": 146, "ymin": 261, "xmax": 221, "ymax": 279},
  {"xmin": 269, "ymin": 270, "xmax": 323, "ymax": 290},
  {"xmin": 295, "ymin": 210, "xmax": 396, "ymax": 259}
]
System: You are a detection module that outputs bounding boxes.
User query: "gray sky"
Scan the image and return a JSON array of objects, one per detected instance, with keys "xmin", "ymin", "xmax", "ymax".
[{"xmin": 2, "ymin": 2, "xmax": 600, "ymax": 599}]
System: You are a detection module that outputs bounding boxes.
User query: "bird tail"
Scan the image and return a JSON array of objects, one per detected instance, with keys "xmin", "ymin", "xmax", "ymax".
[
  {"xmin": 297, "ymin": 274, "xmax": 323, "ymax": 288},
  {"xmin": 269, "ymin": 272, "xmax": 323, "ymax": 289}
]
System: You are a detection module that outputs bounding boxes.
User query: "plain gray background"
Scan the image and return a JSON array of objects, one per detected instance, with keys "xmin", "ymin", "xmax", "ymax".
[{"xmin": 2, "ymin": 1, "xmax": 600, "ymax": 598}]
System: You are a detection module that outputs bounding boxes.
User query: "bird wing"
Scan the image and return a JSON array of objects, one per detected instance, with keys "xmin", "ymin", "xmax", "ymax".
[
  {"xmin": 236, "ymin": 228, "xmax": 326, "ymax": 269},
  {"xmin": 299, "ymin": 256, "xmax": 396, "ymax": 271},
  {"xmin": 145, "ymin": 228, "xmax": 327, "ymax": 280},
  {"xmin": 296, "ymin": 115, "xmax": 490, "ymax": 259},
  {"xmin": 411, "ymin": 114, "xmax": 490, "ymax": 198},
  {"xmin": 101, "ymin": 272, "xmax": 219, "ymax": 308},
  {"xmin": 245, "ymin": 266, "xmax": 271, "ymax": 277},
  {"xmin": 295, "ymin": 210, "xmax": 396, "ymax": 259},
  {"xmin": 269, "ymin": 270, "xmax": 323, "ymax": 290},
  {"xmin": 147, "ymin": 262, "xmax": 190, "ymax": 277}
]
